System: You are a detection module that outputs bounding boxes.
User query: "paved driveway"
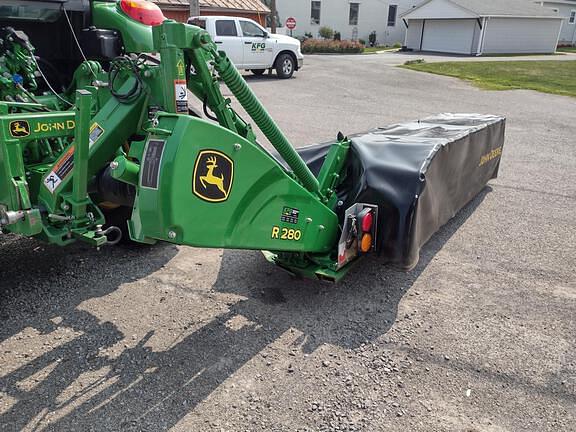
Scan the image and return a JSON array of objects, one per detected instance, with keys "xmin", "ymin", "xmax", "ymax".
[{"xmin": 1, "ymin": 55, "xmax": 575, "ymax": 431}]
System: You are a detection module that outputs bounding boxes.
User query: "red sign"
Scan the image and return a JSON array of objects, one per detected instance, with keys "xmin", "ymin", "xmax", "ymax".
[{"xmin": 286, "ymin": 17, "xmax": 297, "ymax": 30}]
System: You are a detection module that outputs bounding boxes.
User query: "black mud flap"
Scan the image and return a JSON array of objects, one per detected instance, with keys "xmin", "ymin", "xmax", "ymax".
[{"xmin": 296, "ymin": 114, "xmax": 505, "ymax": 271}]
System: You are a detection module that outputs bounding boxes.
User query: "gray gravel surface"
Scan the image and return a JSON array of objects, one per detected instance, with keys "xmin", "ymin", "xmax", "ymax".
[{"xmin": 1, "ymin": 55, "xmax": 575, "ymax": 431}]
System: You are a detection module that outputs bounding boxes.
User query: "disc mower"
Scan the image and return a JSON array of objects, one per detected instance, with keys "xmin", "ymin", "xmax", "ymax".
[{"xmin": 0, "ymin": 0, "xmax": 505, "ymax": 281}]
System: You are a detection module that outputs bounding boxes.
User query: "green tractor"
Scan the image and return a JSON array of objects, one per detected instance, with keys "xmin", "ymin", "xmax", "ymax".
[{"xmin": 0, "ymin": 0, "xmax": 504, "ymax": 281}]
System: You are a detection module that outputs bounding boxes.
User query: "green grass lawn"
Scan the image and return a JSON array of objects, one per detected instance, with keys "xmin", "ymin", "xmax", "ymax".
[
  {"xmin": 400, "ymin": 60, "xmax": 576, "ymax": 97},
  {"xmin": 362, "ymin": 46, "xmax": 400, "ymax": 54},
  {"xmin": 557, "ymin": 46, "xmax": 576, "ymax": 53}
]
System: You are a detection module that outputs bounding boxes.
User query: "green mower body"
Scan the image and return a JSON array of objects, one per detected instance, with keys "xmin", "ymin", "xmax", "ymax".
[{"xmin": 0, "ymin": 0, "xmax": 505, "ymax": 281}]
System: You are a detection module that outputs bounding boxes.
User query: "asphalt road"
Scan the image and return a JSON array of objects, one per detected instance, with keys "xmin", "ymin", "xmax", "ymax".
[{"xmin": 1, "ymin": 54, "xmax": 575, "ymax": 431}]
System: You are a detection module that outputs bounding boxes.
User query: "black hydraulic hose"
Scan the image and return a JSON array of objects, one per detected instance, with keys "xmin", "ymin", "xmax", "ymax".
[{"xmin": 212, "ymin": 51, "xmax": 320, "ymax": 196}]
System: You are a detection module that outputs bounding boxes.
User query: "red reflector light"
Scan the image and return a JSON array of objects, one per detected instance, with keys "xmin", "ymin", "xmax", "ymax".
[
  {"xmin": 120, "ymin": 0, "xmax": 166, "ymax": 26},
  {"xmin": 360, "ymin": 210, "xmax": 373, "ymax": 232}
]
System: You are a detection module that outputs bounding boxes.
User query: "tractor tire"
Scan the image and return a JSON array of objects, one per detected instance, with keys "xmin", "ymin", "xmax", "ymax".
[
  {"xmin": 251, "ymin": 69, "xmax": 266, "ymax": 76},
  {"xmin": 275, "ymin": 53, "xmax": 295, "ymax": 79}
]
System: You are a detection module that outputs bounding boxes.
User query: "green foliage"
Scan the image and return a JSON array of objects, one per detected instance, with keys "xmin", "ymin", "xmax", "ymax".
[
  {"xmin": 333, "ymin": 31, "xmax": 341, "ymax": 41},
  {"xmin": 298, "ymin": 32, "xmax": 314, "ymax": 43},
  {"xmin": 393, "ymin": 42, "xmax": 402, "ymax": 49},
  {"xmin": 318, "ymin": 26, "xmax": 334, "ymax": 40},
  {"xmin": 368, "ymin": 31, "xmax": 377, "ymax": 47},
  {"xmin": 358, "ymin": 39, "xmax": 366, "ymax": 46},
  {"xmin": 401, "ymin": 60, "xmax": 576, "ymax": 97},
  {"xmin": 302, "ymin": 39, "xmax": 364, "ymax": 54}
]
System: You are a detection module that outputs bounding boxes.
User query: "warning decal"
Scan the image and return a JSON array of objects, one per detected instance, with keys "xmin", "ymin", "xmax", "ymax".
[
  {"xmin": 174, "ymin": 79, "xmax": 188, "ymax": 114},
  {"xmin": 89, "ymin": 123, "xmax": 105, "ymax": 147},
  {"xmin": 44, "ymin": 145, "xmax": 74, "ymax": 193},
  {"xmin": 141, "ymin": 139, "xmax": 165, "ymax": 190}
]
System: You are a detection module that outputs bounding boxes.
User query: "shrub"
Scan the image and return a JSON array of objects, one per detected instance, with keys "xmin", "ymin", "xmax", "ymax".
[
  {"xmin": 333, "ymin": 31, "xmax": 341, "ymax": 41},
  {"xmin": 302, "ymin": 39, "xmax": 364, "ymax": 54},
  {"xmin": 368, "ymin": 31, "xmax": 377, "ymax": 47},
  {"xmin": 318, "ymin": 26, "xmax": 334, "ymax": 40},
  {"xmin": 304, "ymin": 32, "xmax": 313, "ymax": 39},
  {"xmin": 393, "ymin": 42, "xmax": 402, "ymax": 49},
  {"xmin": 358, "ymin": 38, "xmax": 366, "ymax": 46}
]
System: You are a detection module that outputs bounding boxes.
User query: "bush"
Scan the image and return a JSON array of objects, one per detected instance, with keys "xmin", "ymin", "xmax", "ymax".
[
  {"xmin": 333, "ymin": 31, "xmax": 341, "ymax": 41},
  {"xmin": 302, "ymin": 39, "xmax": 364, "ymax": 54},
  {"xmin": 393, "ymin": 42, "xmax": 402, "ymax": 49},
  {"xmin": 318, "ymin": 26, "xmax": 334, "ymax": 40},
  {"xmin": 358, "ymin": 38, "xmax": 366, "ymax": 46},
  {"xmin": 304, "ymin": 32, "xmax": 313, "ymax": 39},
  {"xmin": 369, "ymin": 31, "xmax": 377, "ymax": 47}
]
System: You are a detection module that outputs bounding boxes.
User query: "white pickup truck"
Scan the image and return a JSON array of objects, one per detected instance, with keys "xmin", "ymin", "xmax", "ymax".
[{"xmin": 188, "ymin": 16, "xmax": 304, "ymax": 79}]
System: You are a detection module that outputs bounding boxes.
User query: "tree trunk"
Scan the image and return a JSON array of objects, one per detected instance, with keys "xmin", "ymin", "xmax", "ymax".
[
  {"xmin": 270, "ymin": 0, "xmax": 277, "ymax": 33},
  {"xmin": 189, "ymin": 0, "xmax": 199, "ymax": 17}
]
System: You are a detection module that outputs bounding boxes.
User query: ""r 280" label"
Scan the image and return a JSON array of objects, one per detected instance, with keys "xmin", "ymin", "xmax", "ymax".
[{"xmin": 271, "ymin": 226, "xmax": 302, "ymax": 241}]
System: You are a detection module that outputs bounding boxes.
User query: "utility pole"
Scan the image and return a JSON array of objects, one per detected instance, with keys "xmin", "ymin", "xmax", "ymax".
[
  {"xmin": 189, "ymin": 0, "xmax": 199, "ymax": 17},
  {"xmin": 270, "ymin": 0, "xmax": 277, "ymax": 33}
]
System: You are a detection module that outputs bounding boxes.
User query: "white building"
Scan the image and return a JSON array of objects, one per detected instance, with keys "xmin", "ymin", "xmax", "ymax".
[
  {"xmin": 402, "ymin": 0, "xmax": 563, "ymax": 55},
  {"xmin": 537, "ymin": 0, "xmax": 576, "ymax": 44},
  {"xmin": 274, "ymin": 0, "xmax": 420, "ymax": 46}
]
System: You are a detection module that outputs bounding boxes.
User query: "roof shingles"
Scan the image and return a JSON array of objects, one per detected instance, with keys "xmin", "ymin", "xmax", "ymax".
[
  {"xmin": 450, "ymin": 0, "xmax": 560, "ymax": 17},
  {"xmin": 150, "ymin": 0, "xmax": 269, "ymax": 13},
  {"xmin": 404, "ymin": 0, "xmax": 560, "ymax": 18},
  {"xmin": 200, "ymin": 0, "xmax": 269, "ymax": 13}
]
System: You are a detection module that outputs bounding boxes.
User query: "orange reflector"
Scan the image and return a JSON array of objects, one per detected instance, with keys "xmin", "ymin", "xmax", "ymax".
[
  {"xmin": 360, "ymin": 233, "xmax": 372, "ymax": 253},
  {"xmin": 120, "ymin": 0, "xmax": 166, "ymax": 26}
]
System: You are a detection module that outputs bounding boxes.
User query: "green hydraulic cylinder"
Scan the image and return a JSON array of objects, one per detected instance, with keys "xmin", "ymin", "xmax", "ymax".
[{"xmin": 211, "ymin": 50, "xmax": 321, "ymax": 197}]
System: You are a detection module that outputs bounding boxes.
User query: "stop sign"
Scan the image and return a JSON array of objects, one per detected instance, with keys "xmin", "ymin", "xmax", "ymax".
[{"xmin": 286, "ymin": 17, "xmax": 297, "ymax": 30}]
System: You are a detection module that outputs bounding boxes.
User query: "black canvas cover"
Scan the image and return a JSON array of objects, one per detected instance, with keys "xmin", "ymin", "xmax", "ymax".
[{"xmin": 296, "ymin": 114, "xmax": 505, "ymax": 270}]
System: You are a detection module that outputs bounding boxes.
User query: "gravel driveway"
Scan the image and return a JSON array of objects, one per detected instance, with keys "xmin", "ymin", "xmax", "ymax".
[{"xmin": 1, "ymin": 55, "xmax": 575, "ymax": 432}]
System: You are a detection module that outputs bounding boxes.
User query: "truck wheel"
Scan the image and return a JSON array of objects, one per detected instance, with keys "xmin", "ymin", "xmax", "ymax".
[
  {"xmin": 251, "ymin": 69, "xmax": 266, "ymax": 76},
  {"xmin": 275, "ymin": 54, "xmax": 295, "ymax": 79}
]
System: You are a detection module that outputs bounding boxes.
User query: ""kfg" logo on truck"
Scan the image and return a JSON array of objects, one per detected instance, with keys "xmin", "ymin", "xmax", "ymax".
[{"xmin": 251, "ymin": 43, "xmax": 266, "ymax": 52}]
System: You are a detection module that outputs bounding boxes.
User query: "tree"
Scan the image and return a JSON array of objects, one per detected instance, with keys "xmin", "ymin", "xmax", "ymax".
[
  {"xmin": 319, "ymin": 26, "xmax": 334, "ymax": 40},
  {"xmin": 262, "ymin": 0, "xmax": 281, "ymax": 30}
]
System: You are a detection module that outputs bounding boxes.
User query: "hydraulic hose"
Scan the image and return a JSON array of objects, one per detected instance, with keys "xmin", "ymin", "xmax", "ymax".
[{"xmin": 212, "ymin": 51, "xmax": 320, "ymax": 196}]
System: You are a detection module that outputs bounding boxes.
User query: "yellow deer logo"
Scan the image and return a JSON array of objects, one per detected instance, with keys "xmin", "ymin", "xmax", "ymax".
[
  {"xmin": 193, "ymin": 150, "xmax": 234, "ymax": 202},
  {"xmin": 200, "ymin": 156, "xmax": 226, "ymax": 195},
  {"xmin": 9, "ymin": 120, "xmax": 30, "ymax": 137}
]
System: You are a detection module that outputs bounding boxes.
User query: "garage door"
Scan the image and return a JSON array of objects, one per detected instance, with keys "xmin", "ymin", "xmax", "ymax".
[{"xmin": 421, "ymin": 19, "xmax": 475, "ymax": 54}]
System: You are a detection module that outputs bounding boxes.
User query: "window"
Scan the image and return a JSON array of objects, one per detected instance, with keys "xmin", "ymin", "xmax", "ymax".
[
  {"xmin": 349, "ymin": 3, "xmax": 359, "ymax": 26},
  {"xmin": 387, "ymin": 5, "xmax": 397, "ymax": 27},
  {"xmin": 188, "ymin": 18, "xmax": 206, "ymax": 29},
  {"xmin": 215, "ymin": 20, "xmax": 237, "ymax": 37},
  {"xmin": 240, "ymin": 20, "xmax": 267, "ymax": 38},
  {"xmin": 311, "ymin": 1, "xmax": 321, "ymax": 25},
  {"xmin": 570, "ymin": 10, "xmax": 576, "ymax": 24}
]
